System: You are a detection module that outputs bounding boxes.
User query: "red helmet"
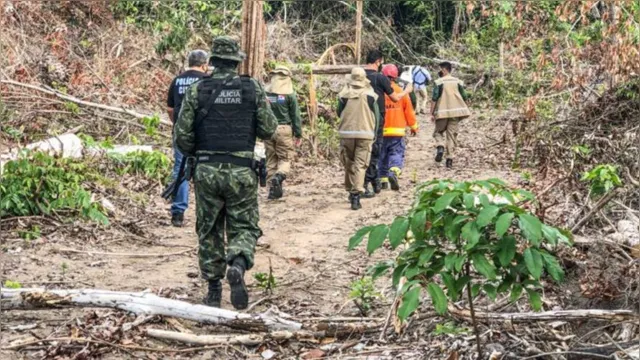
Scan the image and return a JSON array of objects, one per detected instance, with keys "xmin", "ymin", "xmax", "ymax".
[{"xmin": 382, "ymin": 64, "xmax": 398, "ymax": 78}]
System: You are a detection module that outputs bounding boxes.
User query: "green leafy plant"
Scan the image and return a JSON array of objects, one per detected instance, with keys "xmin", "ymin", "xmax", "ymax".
[
  {"xmin": 3, "ymin": 280, "xmax": 22, "ymax": 289},
  {"xmin": 581, "ymin": 164, "xmax": 622, "ymax": 197},
  {"xmin": 253, "ymin": 272, "xmax": 277, "ymax": 292},
  {"xmin": 18, "ymin": 225, "xmax": 41, "ymax": 242},
  {"xmin": 61, "ymin": 262, "xmax": 68, "ymax": 275},
  {"xmin": 0, "ymin": 152, "xmax": 109, "ymax": 225},
  {"xmin": 141, "ymin": 115, "xmax": 161, "ymax": 136},
  {"xmin": 348, "ymin": 277, "xmax": 381, "ymax": 316},
  {"xmin": 349, "ymin": 179, "xmax": 570, "ymax": 353},
  {"xmin": 432, "ymin": 321, "xmax": 469, "ymax": 336},
  {"xmin": 109, "ymin": 150, "xmax": 171, "ymax": 182},
  {"xmin": 64, "ymin": 101, "xmax": 81, "ymax": 115}
]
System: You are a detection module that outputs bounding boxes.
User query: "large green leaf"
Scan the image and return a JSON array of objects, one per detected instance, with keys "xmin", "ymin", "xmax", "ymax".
[
  {"xmin": 398, "ymin": 286, "xmax": 421, "ymax": 320},
  {"xmin": 497, "ymin": 235, "xmax": 517, "ymax": 266},
  {"xmin": 427, "ymin": 283, "xmax": 448, "ymax": 315},
  {"xmin": 444, "ymin": 253, "xmax": 459, "ymax": 271},
  {"xmin": 524, "ymin": 247, "xmax": 543, "ymax": 280},
  {"xmin": 527, "ymin": 289, "xmax": 543, "ymax": 311},
  {"xmin": 479, "ymin": 194, "xmax": 491, "ymax": 208},
  {"xmin": 483, "ymin": 284, "xmax": 497, "ymax": 300},
  {"xmin": 444, "ymin": 217, "xmax": 462, "ymax": 242},
  {"xmin": 519, "ymin": 214, "xmax": 542, "ymax": 245},
  {"xmin": 495, "ymin": 212, "xmax": 515, "ymax": 237},
  {"xmin": 540, "ymin": 251, "xmax": 565, "ymax": 282},
  {"xmin": 471, "ymin": 253, "xmax": 497, "ymax": 280},
  {"xmin": 348, "ymin": 226, "xmax": 373, "ymax": 250},
  {"xmin": 367, "ymin": 225, "xmax": 389, "ymax": 255},
  {"xmin": 440, "ymin": 272, "xmax": 459, "ymax": 301},
  {"xmin": 392, "ymin": 264, "xmax": 408, "ymax": 288},
  {"xmin": 510, "ymin": 284, "xmax": 523, "ymax": 302},
  {"xmin": 461, "ymin": 222, "xmax": 481, "ymax": 250},
  {"xmin": 418, "ymin": 247, "xmax": 437, "ymax": 266},
  {"xmin": 463, "ymin": 193, "xmax": 476, "ymax": 210},
  {"xmin": 476, "ymin": 205, "xmax": 500, "ymax": 228},
  {"xmin": 410, "ymin": 210, "xmax": 427, "ymax": 241},
  {"xmin": 433, "ymin": 192, "xmax": 459, "ymax": 213},
  {"xmin": 368, "ymin": 261, "xmax": 394, "ymax": 279},
  {"xmin": 389, "ymin": 217, "xmax": 410, "ymax": 249},
  {"xmin": 541, "ymin": 224, "xmax": 559, "ymax": 246}
]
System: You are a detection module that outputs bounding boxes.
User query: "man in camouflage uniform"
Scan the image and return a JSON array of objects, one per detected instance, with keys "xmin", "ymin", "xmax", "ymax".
[{"xmin": 174, "ymin": 37, "xmax": 277, "ymax": 310}]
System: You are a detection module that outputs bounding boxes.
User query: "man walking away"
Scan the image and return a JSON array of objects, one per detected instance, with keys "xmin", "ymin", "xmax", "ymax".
[
  {"xmin": 363, "ymin": 50, "xmax": 412, "ymax": 198},
  {"xmin": 166, "ymin": 50, "xmax": 209, "ymax": 227},
  {"xmin": 411, "ymin": 64, "xmax": 432, "ymax": 115},
  {"xmin": 337, "ymin": 67, "xmax": 381, "ymax": 211},
  {"xmin": 174, "ymin": 37, "xmax": 277, "ymax": 310},
  {"xmin": 264, "ymin": 65, "xmax": 302, "ymax": 200},
  {"xmin": 380, "ymin": 64, "xmax": 418, "ymax": 191},
  {"xmin": 430, "ymin": 62, "xmax": 471, "ymax": 169}
]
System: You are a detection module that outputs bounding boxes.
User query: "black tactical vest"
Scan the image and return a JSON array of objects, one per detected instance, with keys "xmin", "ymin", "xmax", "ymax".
[{"xmin": 194, "ymin": 76, "xmax": 257, "ymax": 153}]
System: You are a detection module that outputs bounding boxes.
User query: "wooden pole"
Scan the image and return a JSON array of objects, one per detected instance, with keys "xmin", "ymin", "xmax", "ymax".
[
  {"xmin": 355, "ymin": 0, "xmax": 363, "ymax": 64},
  {"xmin": 240, "ymin": 0, "xmax": 265, "ymax": 80}
]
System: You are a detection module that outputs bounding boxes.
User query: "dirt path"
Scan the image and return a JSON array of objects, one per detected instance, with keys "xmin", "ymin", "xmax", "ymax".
[{"xmin": 1, "ymin": 113, "xmax": 520, "ymax": 354}]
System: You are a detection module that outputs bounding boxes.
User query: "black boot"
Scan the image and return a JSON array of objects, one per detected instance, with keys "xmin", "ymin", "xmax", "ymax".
[
  {"xmin": 351, "ymin": 193, "xmax": 362, "ymax": 210},
  {"xmin": 435, "ymin": 146, "xmax": 445, "ymax": 163},
  {"xmin": 226, "ymin": 256, "xmax": 249, "ymax": 310},
  {"xmin": 171, "ymin": 213, "xmax": 184, "ymax": 227},
  {"xmin": 446, "ymin": 159, "xmax": 453, "ymax": 169},
  {"xmin": 268, "ymin": 174, "xmax": 284, "ymax": 200},
  {"xmin": 203, "ymin": 280, "xmax": 222, "ymax": 308},
  {"xmin": 362, "ymin": 183, "xmax": 375, "ymax": 198},
  {"xmin": 372, "ymin": 179, "xmax": 382, "ymax": 194}
]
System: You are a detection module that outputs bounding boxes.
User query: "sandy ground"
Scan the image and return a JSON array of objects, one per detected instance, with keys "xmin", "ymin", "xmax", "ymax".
[{"xmin": 1, "ymin": 113, "xmax": 520, "ymax": 358}]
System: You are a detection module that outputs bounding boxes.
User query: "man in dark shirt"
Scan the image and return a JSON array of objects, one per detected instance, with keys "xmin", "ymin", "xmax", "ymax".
[
  {"xmin": 166, "ymin": 50, "xmax": 208, "ymax": 227},
  {"xmin": 363, "ymin": 50, "xmax": 413, "ymax": 197}
]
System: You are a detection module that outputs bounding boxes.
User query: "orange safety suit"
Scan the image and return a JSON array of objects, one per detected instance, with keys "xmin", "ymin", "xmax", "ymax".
[{"xmin": 383, "ymin": 82, "xmax": 418, "ymax": 137}]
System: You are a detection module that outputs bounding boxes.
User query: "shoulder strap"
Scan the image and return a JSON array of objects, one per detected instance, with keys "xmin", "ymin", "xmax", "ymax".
[{"xmin": 195, "ymin": 74, "xmax": 235, "ymax": 129}]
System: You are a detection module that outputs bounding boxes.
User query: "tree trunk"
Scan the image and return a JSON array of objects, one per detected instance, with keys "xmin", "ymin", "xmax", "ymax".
[
  {"xmin": 355, "ymin": 0, "xmax": 363, "ymax": 64},
  {"xmin": 1, "ymin": 288, "xmax": 302, "ymax": 332},
  {"xmin": 240, "ymin": 0, "xmax": 266, "ymax": 80}
]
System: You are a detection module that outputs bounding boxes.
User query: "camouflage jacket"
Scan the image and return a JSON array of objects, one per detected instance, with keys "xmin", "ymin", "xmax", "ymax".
[{"xmin": 174, "ymin": 67, "xmax": 277, "ymax": 160}]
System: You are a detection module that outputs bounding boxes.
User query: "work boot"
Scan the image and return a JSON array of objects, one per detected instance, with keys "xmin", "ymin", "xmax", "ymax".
[
  {"xmin": 203, "ymin": 280, "xmax": 222, "ymax": 308},
  {"xmin": 380, "ymin": 177, "xmax": 389, "ymax": 190},
  {"xmin": 226, "ymin": 256, "xmax": 249, "ymax": 310},
  {"xmin": 358, "ymin": 182, "xmax": 376, "ymax": 199},
  {"xmin": 351, "ymin": 193, "xmax": 362, "ymax": 210},
  {"xmin": 435, "ymin": 146, "xmax": 445, "ymax": 163},
  {"xmin": 268, "ymin": 174, "xmax": 284, "ymax": 200},
  {"xmin": 389, "ymin": 167, "xmax": 401, "ymax": 191},
  {"xmin": 171, "ymin": 213, "xmax": 184, "ymax": 227},
  {"xmin": 372, "ymin": 179, "xmax": 382, "ymax": 194},
  {"xmin": 446, "ymin": 159, "xmax": 453, "ymax": 169}
]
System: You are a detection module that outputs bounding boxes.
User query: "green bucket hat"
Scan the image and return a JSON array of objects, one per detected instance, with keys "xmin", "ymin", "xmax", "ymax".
[{"xmin": 210, "ymin": 36, "xmax": 246, "ymax": 62}]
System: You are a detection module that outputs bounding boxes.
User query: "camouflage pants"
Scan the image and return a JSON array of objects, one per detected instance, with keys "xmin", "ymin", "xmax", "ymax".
[
  {"xmin": 264, "ymin": 125, "xmax": 294, "ymax": 182},
  {"xmin": 433, "ymin": 117, "xmax": 462, "ymax": 160},
  {"xmin": 194, "ymin": 163, "xmax": 262, "ymax": 281}
]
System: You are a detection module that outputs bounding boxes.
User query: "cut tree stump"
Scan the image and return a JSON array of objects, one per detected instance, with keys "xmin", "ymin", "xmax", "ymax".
[{"xmin": 1, "ymin": 288, "xmax": 302, "ymax": 332}]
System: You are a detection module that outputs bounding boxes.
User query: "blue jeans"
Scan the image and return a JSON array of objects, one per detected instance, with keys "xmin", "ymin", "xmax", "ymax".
[
  {"xmin": 171, "ymin": 146, "xmax": 190, "ymax": 215},
  {"xmin": 378, "ymin": 137, "xmax": 406, "ymax": 178}
]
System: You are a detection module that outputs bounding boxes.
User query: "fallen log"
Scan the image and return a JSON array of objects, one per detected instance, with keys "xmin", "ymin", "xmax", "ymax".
[
  {"xmin": 0, "ymin": 288, "xmax": 302, "ymax": 332},
  {"xmin": 450, "ymin": 307, "xmax": 638, "ymax": 323},
  {"xmin": 146, "ymin": 328, "xmax": 310, "ymax": 346},
  {"xmin": 0, "ymin": 80, "xmax": 171, "ymax": 126}
]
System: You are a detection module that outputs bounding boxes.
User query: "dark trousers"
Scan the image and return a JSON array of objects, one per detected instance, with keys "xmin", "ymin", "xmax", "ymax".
[{"xmin": 365, "ymin": 112, "xmax": 385, "ymax": 185}]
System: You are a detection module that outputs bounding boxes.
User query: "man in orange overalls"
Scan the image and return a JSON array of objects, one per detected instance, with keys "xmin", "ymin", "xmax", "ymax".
[{"xmin": 379, "ymin": 64, "xmax": 418, "ymax": 191}]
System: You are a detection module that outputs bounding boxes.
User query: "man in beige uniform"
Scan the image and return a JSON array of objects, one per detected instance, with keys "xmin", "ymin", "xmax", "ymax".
[
  {"xmin": 430, "ymin": 62, "xmax": 471, "ymax": 169},
  {"xmin": 264, "ymin": 65, "xmax": 302, "ymax": 199},
  {"xmin": 337, "ymin": 68, "xmax": 381, "ymax": 210}
]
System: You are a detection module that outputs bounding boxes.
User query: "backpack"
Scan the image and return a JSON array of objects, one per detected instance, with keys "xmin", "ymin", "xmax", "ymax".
[{"xmin": 412, "ymin": 66, "xmax": 430, "ymax": 86}]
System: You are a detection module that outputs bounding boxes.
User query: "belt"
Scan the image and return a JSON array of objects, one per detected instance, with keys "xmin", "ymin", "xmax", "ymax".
[{"xmin": 197, "ymin": 154, "xmax": 256, "ymax": 169}]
